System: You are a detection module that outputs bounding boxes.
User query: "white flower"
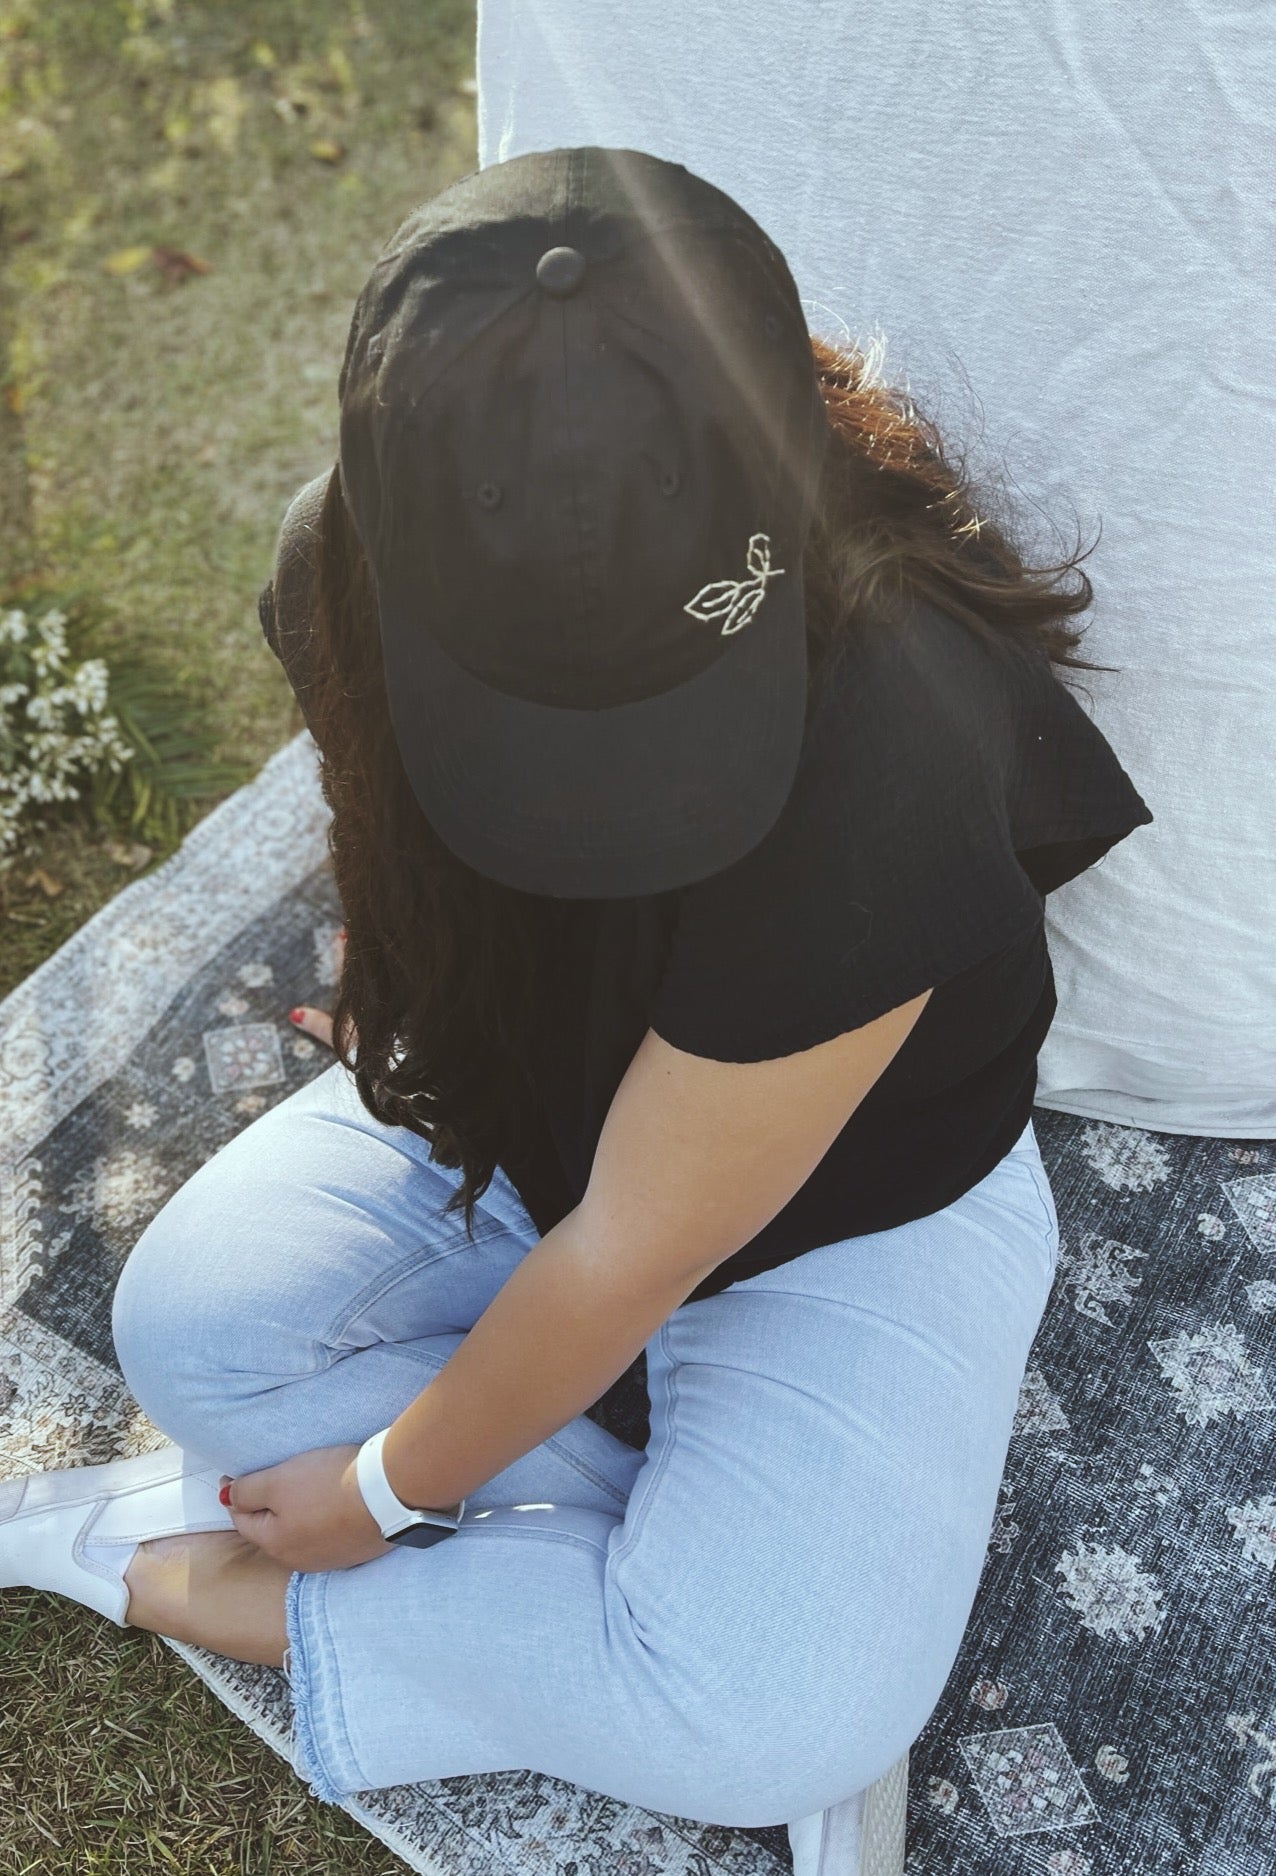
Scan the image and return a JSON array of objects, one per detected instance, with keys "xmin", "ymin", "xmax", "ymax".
[
  {"xmin": 124, "ymin": 1098, "xmax": 157, "ymax": 1130},
  {"xmin": 0, "ymin": 604, "xmax": 136, "ymax": 871},
  {"xmin": 217, "ymin": 993, "xmax": 249, "ymax": 1017},
  {"xmin": 237, "ymin": 961, "xmax": 273, "ymax": 987},
  {"xmin": 171, "ymin": 1056, "xmax": 196, "ymax": 1082}
]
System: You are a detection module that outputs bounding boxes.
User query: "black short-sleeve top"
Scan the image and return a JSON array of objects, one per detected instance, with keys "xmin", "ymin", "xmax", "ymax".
[{"xmin": 498, "ymin": 596, "xmax": 1154, "ymax": 1300}]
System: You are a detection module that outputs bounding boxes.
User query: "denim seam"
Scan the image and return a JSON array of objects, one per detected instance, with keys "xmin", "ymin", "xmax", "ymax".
[
  {"xmin": 315, "ymin": 1221, "xmax": 512, "ymax": 1349},
  {"xmin": 607, "ymin": 1317, "xmax": 680, "ymax": 1570},
  {"xmin": 1021, "ymin": 1159, "xmax": 1060, "ymax": 1276},
  {"xmin": 479, "ymin": 1166, "xmax": 541, "ymax": 1237},
  {"xmin": 461, "ymin": 1526, "xmax": 612, "ymax": 1559},
  {"xmin": 543, "ymin": 1431, "xmax": 633, "ymax": 1505}
]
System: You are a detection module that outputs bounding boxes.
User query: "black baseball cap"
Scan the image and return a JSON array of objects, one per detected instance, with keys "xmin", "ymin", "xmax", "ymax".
[{"xmin": 337, "ymin": 145, "xmax": 831, "ymax": 899}]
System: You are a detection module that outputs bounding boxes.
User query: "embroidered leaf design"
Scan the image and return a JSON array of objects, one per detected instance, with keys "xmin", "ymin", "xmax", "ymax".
[
  {"xmin": 720, "ymin": 584, "xmax": 767, "ymax": 635},
  {"xmin": 684, "ymin": 579, "xmax": 741, "ymax": 623},
  {"xmin": 683, "ymin": 532, "xmax": 785, "ymax": 635},
  {"xmin": 746, "ymin": 533, "xmax": 775, "ymax": 578}
]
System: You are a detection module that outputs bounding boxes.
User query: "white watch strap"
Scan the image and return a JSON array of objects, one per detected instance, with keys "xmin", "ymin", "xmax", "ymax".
[{"xmin": 356, "ymin": 1426, "xmax": 465, "ymax": 1538}]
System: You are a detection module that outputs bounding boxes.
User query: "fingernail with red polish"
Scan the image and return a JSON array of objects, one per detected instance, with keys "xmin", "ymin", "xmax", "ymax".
[
  {"xmin": 289, "ymin": 1008, "xmax": 305, "ymax": 1024},
  {"xmin": 218, "ymin": 1482, "xmax": 233, "ymax": 1507}
]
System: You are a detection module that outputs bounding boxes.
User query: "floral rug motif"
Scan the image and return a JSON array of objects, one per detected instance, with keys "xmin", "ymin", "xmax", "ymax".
[
  {"xmin": 1, "ymin": 729, "xmax": 1272, "ymax": 1875},
  {"xmin": 900, "ymin": 1113, "xmax": 1276, "ymax": 1875}
]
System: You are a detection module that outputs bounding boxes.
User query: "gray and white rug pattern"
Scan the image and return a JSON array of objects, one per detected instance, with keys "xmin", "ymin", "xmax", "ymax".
[
  {"xmin": 2, "ymin": 730, "xmax": 1273, "ymax": 1875},
  {"xmin": 0, "ymin": 731, "xmax": 791, "ymax": 1876}
]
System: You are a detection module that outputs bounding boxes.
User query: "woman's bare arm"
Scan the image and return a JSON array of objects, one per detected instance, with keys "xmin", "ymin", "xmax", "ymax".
[{"xmin": 378, "ymin": 992, "xmax": 932, "ymax": 1513}]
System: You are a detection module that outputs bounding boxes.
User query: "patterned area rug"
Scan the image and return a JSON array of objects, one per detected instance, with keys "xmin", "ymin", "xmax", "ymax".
[{"xmin": 1, "ymin": 729, "xmax": 1272, "ymax": 1875}]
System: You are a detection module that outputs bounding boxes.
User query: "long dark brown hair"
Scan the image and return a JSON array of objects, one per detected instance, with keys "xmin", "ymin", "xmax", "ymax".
[{"xmin": 305, "ymin": 331, "xmax": 1112, "ymax": 1234}]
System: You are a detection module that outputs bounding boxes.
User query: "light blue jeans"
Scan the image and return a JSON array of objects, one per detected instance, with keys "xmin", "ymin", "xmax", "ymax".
[{"xmin": 110, "ymin": 1058, "xmax": 1059, "ymax": 1827}]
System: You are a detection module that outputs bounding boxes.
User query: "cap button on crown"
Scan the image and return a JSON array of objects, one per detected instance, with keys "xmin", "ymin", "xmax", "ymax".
[{"xmin": 535, "ymin": 245, "xmax": 587, "ymax": 298}]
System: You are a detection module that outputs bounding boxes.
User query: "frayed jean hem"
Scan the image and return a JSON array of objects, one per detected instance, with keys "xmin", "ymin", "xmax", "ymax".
[{"xmin": 285, "ymin": 1568, "xmax": 353, "ymax": 1806}]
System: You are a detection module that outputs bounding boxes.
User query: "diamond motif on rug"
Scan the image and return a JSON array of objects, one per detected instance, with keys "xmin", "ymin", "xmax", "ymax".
[
  {"xmin": 2, "ymin": 731, "xmax": 1274, "ymax": 1875},
  {"xmin": 958, "ymin": 1724, "xmax": 1097, "ymax": 1836},
  {"xmin": 1223, "ymin": 1174, "xmax": 1276, "ymax": 1256}
]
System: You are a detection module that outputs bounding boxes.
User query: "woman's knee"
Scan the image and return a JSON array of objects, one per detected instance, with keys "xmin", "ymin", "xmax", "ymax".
[
  {"xmin": 666, "ymin": 1682, "xmax": 915, "ymax": 1826},
  {"xmin": 112, "ymin": 1199, "xmax": 230, "ymax": 1432},
  {"xmin": 617, "ymin": 1580, "xmax": 939, "ymax": 1825},
  {"xmin": 111, "ymin": 1125, "xmax": 322, "ymax": 1421}
]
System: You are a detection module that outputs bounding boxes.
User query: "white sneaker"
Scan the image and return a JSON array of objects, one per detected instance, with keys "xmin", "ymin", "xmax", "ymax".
[
  {"xmin": 0, "ymin": 1443, "xmax": 238, "ymax": 1628},
  {"xmin": 787, "ymin": 1749, "xmax": 909, "ymax": 1876}
]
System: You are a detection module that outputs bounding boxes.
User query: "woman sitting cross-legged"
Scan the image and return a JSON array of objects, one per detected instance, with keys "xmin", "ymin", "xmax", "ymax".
[{"xmin": 1, "ymin": 146, "xmax": 1152, "ymax": 1843}]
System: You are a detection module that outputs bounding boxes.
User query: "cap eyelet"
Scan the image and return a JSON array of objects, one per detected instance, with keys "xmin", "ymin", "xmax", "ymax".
[
  {"xmin": 658, "ymin": 466, "xmax": 681, "ymax": 497},
  {"xmin": 762, "ymin": 313, "xmax": 782, "ymax": 341},
  {"xmin": 476, "ymin": 481, "xmax": 503, "ymax": 510}
]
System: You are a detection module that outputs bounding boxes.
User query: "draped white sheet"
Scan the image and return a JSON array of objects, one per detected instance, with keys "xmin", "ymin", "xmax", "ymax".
[{"xmin": 475, "ymin": 0, "xmax": 1276, "ymax": 1136}]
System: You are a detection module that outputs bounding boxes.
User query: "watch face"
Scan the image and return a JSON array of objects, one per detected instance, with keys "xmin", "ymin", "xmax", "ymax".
[{"xmin": 387, "ymin": 1521, "xmax": 459, "ymax": 1549}]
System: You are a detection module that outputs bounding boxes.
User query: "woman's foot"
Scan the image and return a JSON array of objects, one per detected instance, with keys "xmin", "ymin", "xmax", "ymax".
[{"xmin": 0, "ymin": 1444, "xmax": 237, "ymax": 1627}]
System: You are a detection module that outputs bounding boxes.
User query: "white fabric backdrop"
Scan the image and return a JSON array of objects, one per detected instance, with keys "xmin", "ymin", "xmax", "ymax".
[{"xmin": 475, "ymin": 0, "xmax": 1275, "ymax": 1137}]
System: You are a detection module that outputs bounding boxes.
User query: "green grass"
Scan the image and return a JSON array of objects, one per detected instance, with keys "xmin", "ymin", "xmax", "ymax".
[
  {"xmin": 0, "ymin": 1594, "xmax": 407, "ymax": 1873},
  {"xmin": 0, "ymin": 0, "xmax": 477, "ymax": 996},
  {"xmin": 0, "ymin": 1, "xmax": 478, "ymax": 1863}
]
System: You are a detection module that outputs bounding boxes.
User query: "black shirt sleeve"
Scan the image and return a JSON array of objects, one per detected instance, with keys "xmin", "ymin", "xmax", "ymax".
[{"xmin": 648, "ymin": 600, "xmax": 1152, "ymax": 1063}]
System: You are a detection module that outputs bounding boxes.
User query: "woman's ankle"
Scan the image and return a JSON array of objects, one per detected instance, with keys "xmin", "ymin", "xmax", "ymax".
[
  {"xmin": 124, "ymin": 1530, "xmax": 291, "ymax": 1665},
  {"xmin": 123, "ymin": 1529, "xmax": 249, "ymax": 1631}
]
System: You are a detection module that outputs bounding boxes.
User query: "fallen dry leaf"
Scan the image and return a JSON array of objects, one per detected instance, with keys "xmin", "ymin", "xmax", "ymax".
[
  {"xmin": 27, "ymin": 867, "xmax": 64, "ymax": 897},
  {"xmin": 102, "ymin": 244, "xmax": 153, "ymax": 276},
  {"xmin": 152, "ymin": 245, "xmax": 214, "ymax": 283},
  {"xmin": 4, "ymin": 382, "xmax": 25, "ymax": 415},
  {"xmin": 105, "ymin": 839, "xmax": 153, "ymax": 870},
  {"xmin": 309, "ymin": 138, "xmax": 346, "ymax": 164}
]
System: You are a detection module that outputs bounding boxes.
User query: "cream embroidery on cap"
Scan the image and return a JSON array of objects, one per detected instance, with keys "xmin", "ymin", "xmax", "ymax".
[{"xmin": 683, "ymin": 532, "xmax": 785, "ymax": 636}]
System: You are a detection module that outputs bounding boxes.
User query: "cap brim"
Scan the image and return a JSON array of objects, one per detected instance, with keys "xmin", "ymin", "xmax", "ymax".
[{"xmin": 375, "ymin": 562, "xmax": 810, "ymax": 898}]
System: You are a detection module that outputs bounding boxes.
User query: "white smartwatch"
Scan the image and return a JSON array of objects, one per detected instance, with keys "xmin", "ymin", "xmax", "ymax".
[{"xmin": 355, "ymin": 1426, "xmax": 466, "ymax": 1548}]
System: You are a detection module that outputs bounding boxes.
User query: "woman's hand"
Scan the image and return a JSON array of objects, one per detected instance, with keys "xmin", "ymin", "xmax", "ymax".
[
  {"xmin": 220, "ymin": 1443, "xmax": 395, "ymax": 1573},
  {"xmin": 289, "ymin": 927, "xmax": 356, "ymax": 1052}
]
